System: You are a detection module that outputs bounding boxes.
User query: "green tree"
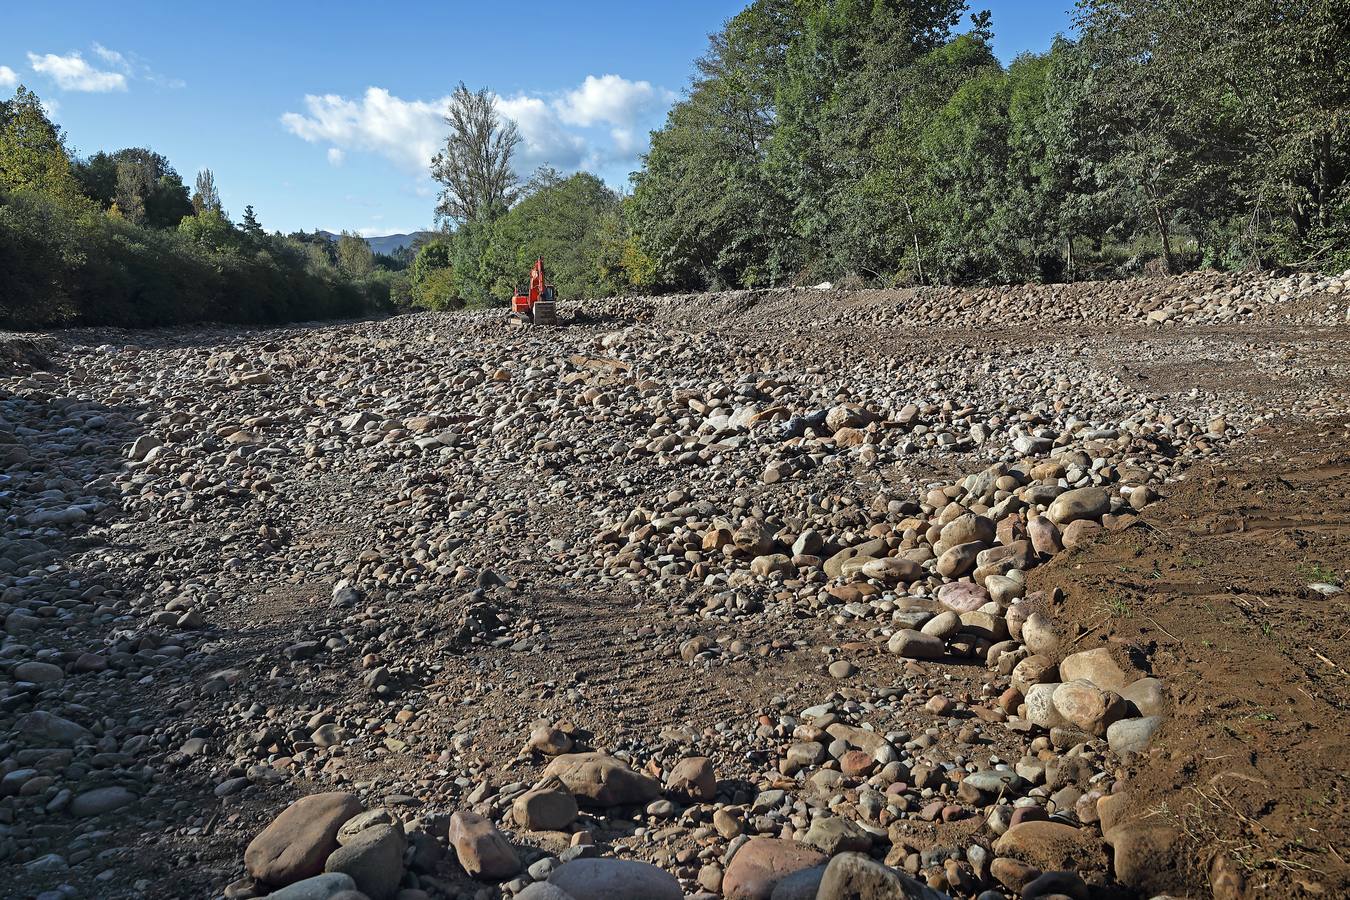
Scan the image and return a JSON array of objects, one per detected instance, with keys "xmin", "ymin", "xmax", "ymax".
[
  {"xmin": 240, "ymin": 204, "xmax": 264, "ymax": 239},
  {"xmin": 487, "ymin": 170, "xmax": 620, "ymax": 301},
  {"xmin": 336, "ymin": 231, "xmax": 375, "ymax": 278},
  {"xmin": 192, "ymin": 168, "xmax": 223, "ymax": 216},
  {"xmin": 0, "ymin": 86, "xmax": 82, "ymax": 203},
  {"xmin": 410, "ymin": 239, "xmax": 457, "ymax": 309},
  {"xmin": 74, "ymin": 149, "xmax": 193, "ymax": 228},
  {"xmin": 431, "ymin": 83, "xmax": 521, "ymax": 226},
  {"xmin": 630, "ymin": 0, "xmax": 801, "ymax": 289}
]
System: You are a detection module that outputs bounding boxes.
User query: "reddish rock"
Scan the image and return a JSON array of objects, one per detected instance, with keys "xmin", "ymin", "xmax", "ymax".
[
  {"xmin": 666, "ymin": 756, "xmax": 717, "ymax": 802},
  {"xmin": 542, "ymin": 752, "xmax": 660, "ymax": 807},
  {"xmin": 448, "ymin": 810, "xmax": 519, "ymax": 879},
  {"xmin": 839, "ymin": 750, "xmax": 874, "ymax": 778},
  {"xmin": 722, "ymin": 838, "xmax": 827, "ymax": 900},
  {"xmin": 992, "ymin": 821, "xmax": 1107, "ymax": 872}
]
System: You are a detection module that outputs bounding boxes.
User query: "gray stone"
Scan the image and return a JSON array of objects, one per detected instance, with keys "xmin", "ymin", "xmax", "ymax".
[
  {"xmin": 1107, "ymin": 716, "xmax": 1163, "ymax": 754},
  {"xmin": 324, "ymin": 823, "xmax": 405, "ymax": 900},
  {"xmin": 261, "ymin": 873, "xmax": 359, "ymax": 900},
  {"xmin": 547, "ymin": 858, "xmax": 683, "ymax": 900},
  {"xmin": 815, "ymin": 852, "xmax": 943, "ymax": 899},
  {"xmin": 887, "ymin": 629, "xmax": 945, "ymax": 659},
  {"xmin": 69, "ymin": 786, "xmax": 137, "ymax": 817}
]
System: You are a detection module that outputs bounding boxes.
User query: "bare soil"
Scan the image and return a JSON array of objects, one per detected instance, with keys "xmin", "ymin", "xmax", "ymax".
[{"xmin": 1032, "ymin": 418, "xmax": 1350, "ymax": 898}]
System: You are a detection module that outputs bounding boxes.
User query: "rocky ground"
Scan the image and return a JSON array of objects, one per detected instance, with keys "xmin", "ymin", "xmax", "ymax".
[{"xmin": 1, "ymin": 270, "xmax": 1347, "ymax": 900}]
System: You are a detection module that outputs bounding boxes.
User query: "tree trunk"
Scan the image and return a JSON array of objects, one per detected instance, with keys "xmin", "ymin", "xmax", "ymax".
[
  {"xmin": 902, "ymin": 197, "xmax": 925, "ymax": 284},
  {"xmin": 1066, "ymin": 236, "xmax": 1075, "ymax": 282},
  {"xmin": 1152, "ymin": 203, "xmax": 1176, "ymax": 274}
]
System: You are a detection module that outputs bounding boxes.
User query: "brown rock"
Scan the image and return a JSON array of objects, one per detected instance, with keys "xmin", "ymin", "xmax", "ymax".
[
  {"xmin": 1027, "ymin": 517, "xmax": 1062, "ymax": 556},
  {"xmin": 1051, "ymin": 680, "xmax": 1128, "ymax": 736},
  {"xmin": 1061, "ymin": 519, "xmax": 1103, "ymax": 550},
  {"xmin": 448, "ymin": 810, "xmax": 519, "ymax": 879},
  {"xmin": 666, "ymin": 756, "xmax": 716, "ymax": 802},
  {"xmin": 991, "ymin": 821, "xmax": 1107, "ymax": 872},
  {"xmin": 815, "ymin": 852, "xmax": 939, "ymax": 899},
  {"xmin": 244, "ymin": 792, "xmax": 363, "ymax": 887},
  {"xmin": 1110, "ymin": 825, "xmax": 1183, "ymax": 894},
  {"xmin": 990, "ymin": 857, "xmax": 1041, "ymax": 892},
  {"xmin": 542, "ymin": 752, "xmax": 660, "ymax": 806},
  {"xmin": 513, "ymin": 781, "xmax": 578, "ymax": 831},
  {"xmin": 1045, "ymin": 487, "xmax": 1110, "ymax": 525},
  {"xmin": 1011, "ymin": 655, "xmax": 1058, "ymax": 695},
  {"xmin": 722, "ymin": 838, "xmax": 827, "ymax": 900},
  {"xmin": 1057, "ymin": 647, "xmax": 1142, "ymax": 693}
]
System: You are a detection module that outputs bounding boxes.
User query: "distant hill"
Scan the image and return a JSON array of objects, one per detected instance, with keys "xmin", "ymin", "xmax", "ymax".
[{"xmin": 316, "ymin": 230, "xmax": 437, "ymax": 256}]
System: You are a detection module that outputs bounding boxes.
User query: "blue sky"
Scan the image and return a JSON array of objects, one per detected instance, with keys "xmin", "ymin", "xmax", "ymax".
[{"xmin": 1, "ymin": 1, "xmax": 1073, "ymax": 237}]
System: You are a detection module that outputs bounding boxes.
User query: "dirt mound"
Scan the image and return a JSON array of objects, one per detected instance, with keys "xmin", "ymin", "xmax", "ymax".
[
  {"xmin": 0, "ymin": 334, "xmax": 55, "ymax": 373},
  {"xmin": 1029, "ymin": 419, "xmax": 1350, "ymax": 898}
]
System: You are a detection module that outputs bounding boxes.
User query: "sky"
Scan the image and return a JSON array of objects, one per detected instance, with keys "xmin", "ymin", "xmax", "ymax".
[{"xmin": 1, "ymin": 1, "xmax": 1074, "ymax": 237}]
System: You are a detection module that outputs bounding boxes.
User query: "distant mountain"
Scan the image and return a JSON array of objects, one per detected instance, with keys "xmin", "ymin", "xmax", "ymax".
[{"xmin": 316, "ymin": 230, "xmax": 437, "ymax": 256}]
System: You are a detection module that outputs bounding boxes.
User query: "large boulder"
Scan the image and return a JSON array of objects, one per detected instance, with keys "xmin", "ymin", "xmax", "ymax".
[
  {"xmin": 722, "ymin": 838, "xmax": 827, "ymax": 900},
  {"xmin": 887, "ymin": 630, "xmax": 945, "ymax": 660},
  {"xmin": 513, "ymin": 781, "xmax": 578, "ymax": 831},
  {"xmin": 665, "ymin": 756, "xmax": 716, "ymax": 802},
  {"xmin": 541, "ymin": 752, "xmax": 660, "ymax": 807},
  {"xmin": 815, "ymin": 852, "xmax": 947, "ymax": 900},
  {"xmin": 939, "ymin": 513, "xmax": 995, "ymax": 550},
  {"xmin": 324, "ymin": 823, "xmax": 405, "ymax": 900},
  {"xmin": 1051, "ymin": 680, "xmax": 1129, "ymax": 736},
  {"xmin": 1045, "ymin": 487, "xmax": 1110, "ymax": 525},
  {"xmin": 1058, "ymin": 647, "xmax": 1143, "ymax": 693},
  {"xmin": 547, "ymin": 858, "xmax": 682, "ymax": 900},
  {"xmin": 245, "ymin": 793, "xmax": 363, "ymax": 887},
  {"xmin": 992, "ymin": 821, "xmax": 1107, "ymax": 872},
  {"xmin": 1107, "ymin": 715, "xmax": 1163, "ymax": 754},
  {"xmin": 448, "ymin": 810, "xmax": 519, "ymax": 879},
  {"xmin": 259, "ymin": 873, "xmax": 358, "ymax": 900}
]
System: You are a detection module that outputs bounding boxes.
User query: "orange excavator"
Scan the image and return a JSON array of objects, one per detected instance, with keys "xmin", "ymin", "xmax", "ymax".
[{"xmin": 509, "ymin": 258, "xmax": 558, "ymax": 326}]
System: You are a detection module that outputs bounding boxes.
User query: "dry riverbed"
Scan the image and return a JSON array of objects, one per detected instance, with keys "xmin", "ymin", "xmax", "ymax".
[{"xmin": 1, "ymin": 271, "xmax": 1347, "ymax": 900}]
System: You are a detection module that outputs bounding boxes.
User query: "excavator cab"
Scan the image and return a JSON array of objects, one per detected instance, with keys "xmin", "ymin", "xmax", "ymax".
[{"xmin": 509, "ymin": 258, "xmax": 558, "ymax": 325}]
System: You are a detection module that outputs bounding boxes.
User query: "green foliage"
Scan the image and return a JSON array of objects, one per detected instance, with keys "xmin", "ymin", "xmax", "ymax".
[
  {"xmin": 0, "ymin": 186, "xmax": 381, "ymax": 328},
  {"xmin": 623, "ymin": 0, "xmax": 1348, "ymax": 289},
  {"xmin": 192, "ymin": 168, "xmax": 223, "ymax": 216},
  {"xmin": 630, "ymin": 0, "xmax": 800, "ymax": 289},
  {"xmin": 488, "ymin": 170, "xmax": 622, "ymax": 300},
  {"xmin": 0, "ymin": 86, "xmax": 83, "ymax": 204},
  {"xmin": 0, "ymin": 89, "xmax": 383, "ymax": 330},
  {"xmin": 74, "ymin": 148, "xmax": 194, "ymax": 229},
  {"xmin": 337, "ymin": 231, "xmax": 375, "ymax": 278},
  {"xmin": 410, "ymin": 239, "xmax": 458, "ymax": 310}
]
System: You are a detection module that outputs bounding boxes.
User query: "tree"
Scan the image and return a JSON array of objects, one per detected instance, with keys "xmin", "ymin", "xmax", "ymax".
[
  {"xmin": 431, "ymin": 83, "xmax": 521, "ymax": 226},
  {"xmin": 488, "ymin": 171, "xmax": 622, "ymax": 300},
  {"xmin": 74, "ymin": 149, "xmax": 193, "ymax": 228},
  {"xmin": 630, "ymin": 0, "xmax": 801, "ymax": 289},
  {"xmin": 0, "ymin": 86, "xmax": 82, "ymax": 203},
  {"xmin": 240, "ymin": 204, "xmax": 263, "ymax": 238},
  {"xmin": 410, "ymin": 239, "xmax": 457, "ymax": 309},
  {"xmin": 114, "ymin": 157, "xmax": 151, "ymax": 225},
  {"xmin": 192, "ymin": 168, "xmax": 223, "ymax": 216},
  {"xmin": 336, "ymin": 231, "xmax": 375, "ymax": 278}
]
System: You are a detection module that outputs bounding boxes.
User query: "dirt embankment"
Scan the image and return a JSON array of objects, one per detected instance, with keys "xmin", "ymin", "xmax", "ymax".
[{"xmin": 1031, "ymin": 419, "xmax": 1350, "ymax": 899}]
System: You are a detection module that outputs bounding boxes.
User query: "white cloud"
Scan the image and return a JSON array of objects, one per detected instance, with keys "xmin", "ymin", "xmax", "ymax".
[
  {"xmin": 555, "ymin": 74, "xmax": 675, "ymax": 128},
  {"xmin": 0, "ymin": 65, "xmax": 17, "ymax": 88},
  {"xmin": 497, "ymin": 94, "xmax": 587, "ymax": 172},
  {"xmin": 327, "ymin": 147, "xmax": 345, "ymax": 166},
  {"xmin": 91, "ymin": 43, "xmax": 128, "ymax": 70},
  {"xmin": 281, "ymin": 74, "xmax": 676, "ymax": 192},
  {"xmin": 27, "ymin": 51, "xmax": 126, "ymax": 92},
  {"xmin": 282, "ymin": 88, "xmax": 447, "ymax": 174}
]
